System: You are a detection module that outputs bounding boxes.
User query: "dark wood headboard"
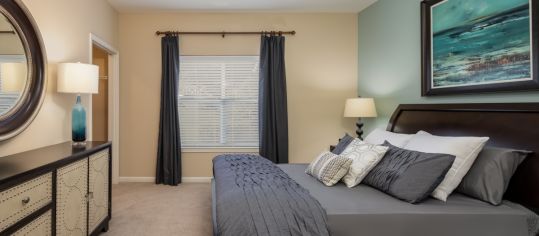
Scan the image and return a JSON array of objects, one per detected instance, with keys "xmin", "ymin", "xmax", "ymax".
[{"xmin": 387, "ymin": 103, "xmax": 539, "ymax": 214}]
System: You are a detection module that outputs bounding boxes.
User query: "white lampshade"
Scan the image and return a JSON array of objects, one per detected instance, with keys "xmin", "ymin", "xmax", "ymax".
[
  {"xmin": 1, "ymin": 62, "xmax": 27, "ymax": 92},
  {"xmin": 344, "ymin": 98, "xmax": 377, "ymax": 118},
  {"xmin": 57, "ymin": 63, "xmax": 98, "ymax": 94}
]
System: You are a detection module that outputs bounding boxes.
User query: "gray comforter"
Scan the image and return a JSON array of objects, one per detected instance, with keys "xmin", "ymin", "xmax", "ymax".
[{"xmin": 212, "ymin": 154, "xmax": 329, "ymax": 236}]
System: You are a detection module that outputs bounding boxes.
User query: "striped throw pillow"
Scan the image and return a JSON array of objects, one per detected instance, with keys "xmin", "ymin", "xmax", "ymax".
[{"xmin": 306, "ymin": 151, "xmax": 352, "ymax": 186}]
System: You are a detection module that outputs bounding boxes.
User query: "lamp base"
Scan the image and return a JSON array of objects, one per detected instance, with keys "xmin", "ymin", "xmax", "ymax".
[
  {"xmin": 72, "ymin": 94, "xmax": 87, "ymax": 145},
  {"xmin": 356, "ymin": 118, "xmax": 364, "ymax": 140}
]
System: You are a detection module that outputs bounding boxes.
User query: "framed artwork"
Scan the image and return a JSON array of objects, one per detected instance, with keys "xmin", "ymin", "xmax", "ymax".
[{"xmin": 421, "ymin": 0, "xmax": 539, "ymax": 96}]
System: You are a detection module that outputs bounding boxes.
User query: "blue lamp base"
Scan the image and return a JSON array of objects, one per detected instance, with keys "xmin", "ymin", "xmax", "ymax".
[{"xmin": 72, "ymin": 94, "xmax": 87, "ymax": 147}]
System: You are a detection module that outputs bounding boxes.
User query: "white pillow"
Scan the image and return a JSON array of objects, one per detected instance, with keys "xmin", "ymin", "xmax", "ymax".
[
  {"xmin": 340, "ymin": 139, "xmax": 389, "ymax": 188},
  {"xmin": 404, "ymin": 131, "xmax": 489, "ymax": 201},
  {"xmin": 364, "ymin": 128, "xmax": 414, "ymax": 147}
]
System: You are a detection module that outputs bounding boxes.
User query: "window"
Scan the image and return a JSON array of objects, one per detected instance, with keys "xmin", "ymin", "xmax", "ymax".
[{"xmin": 178, "ymin": 56, "xmax": 259, "ymax": 148}]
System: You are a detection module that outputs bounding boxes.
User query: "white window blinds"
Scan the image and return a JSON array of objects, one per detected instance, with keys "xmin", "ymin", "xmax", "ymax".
[{"xmin": 178, "ymin": 56, "xmax": 259, "ymax": 148}]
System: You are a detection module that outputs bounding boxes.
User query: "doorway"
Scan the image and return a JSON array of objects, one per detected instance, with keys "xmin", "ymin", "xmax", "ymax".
[
  {"xmin": 89, "ymin": 34, "xmax": 120, "ymax": 184},
  {"xmin": 91, "ymin": 46, "xmax": 109, "ymax": 142}
]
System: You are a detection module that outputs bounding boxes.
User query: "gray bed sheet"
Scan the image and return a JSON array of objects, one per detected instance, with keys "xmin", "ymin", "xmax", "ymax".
[{"xmin": 279, "ymin": 164, "xmax": 539, "ymax": 236}]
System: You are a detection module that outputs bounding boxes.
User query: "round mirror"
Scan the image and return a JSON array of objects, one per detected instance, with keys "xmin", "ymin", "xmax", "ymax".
[{"xmin": 0, "ymin": 0, "xmax": 46, "ymax": 141}]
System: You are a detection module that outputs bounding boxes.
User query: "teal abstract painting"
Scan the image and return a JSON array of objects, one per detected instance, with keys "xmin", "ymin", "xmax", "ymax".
[{"xmin": 431, "ymin": 0, "xmax": 532, "ymax": 88}]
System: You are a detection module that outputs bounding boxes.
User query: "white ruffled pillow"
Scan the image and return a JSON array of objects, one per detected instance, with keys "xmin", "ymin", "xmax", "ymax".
[{"xmin": 340, "ymin": 139, "xmax": 389, "ymax": 188}]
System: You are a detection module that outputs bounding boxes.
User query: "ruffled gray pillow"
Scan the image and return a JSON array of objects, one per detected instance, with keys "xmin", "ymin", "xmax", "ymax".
[{"xmin": 363, "ymin": 142, "xmax": 455, "ymax": 203}]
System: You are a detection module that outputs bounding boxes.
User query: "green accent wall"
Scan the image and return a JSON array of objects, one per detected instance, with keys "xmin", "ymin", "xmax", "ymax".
[{"xmin": 358, "ymin": 0, "xmax": 539, "ymax": 133}]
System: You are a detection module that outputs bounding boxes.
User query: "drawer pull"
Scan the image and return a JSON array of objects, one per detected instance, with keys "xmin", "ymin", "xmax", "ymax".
[{"xmin": 21, "ymin": 197, "xmax": 31, "ymax": 205}]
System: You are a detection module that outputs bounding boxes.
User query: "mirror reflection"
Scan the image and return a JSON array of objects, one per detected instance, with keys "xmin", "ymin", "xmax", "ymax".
[{"xmin": 0, "ymin": 12, "xmax": 27, "ymax": 116}]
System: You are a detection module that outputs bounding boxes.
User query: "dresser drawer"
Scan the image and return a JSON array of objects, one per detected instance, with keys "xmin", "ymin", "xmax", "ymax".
[
  {"xmin": 11, "ymin": 210, "xmax": 51, "ymax": 236},
  {"xmin": 0, "ymin": 173, "xmax": 52, "ymax": 232}
]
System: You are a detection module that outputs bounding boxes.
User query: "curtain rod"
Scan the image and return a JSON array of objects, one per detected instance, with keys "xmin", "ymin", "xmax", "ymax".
[
  {"xmin": 155, "ymin": 30, "xmax": 296, "ymax": 38},
  {"xmin": 0, "ymin": 31, "xmax": 15, "ymax": 34}
]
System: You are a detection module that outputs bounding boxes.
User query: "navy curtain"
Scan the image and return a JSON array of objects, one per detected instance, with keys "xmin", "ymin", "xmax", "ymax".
[
  {"xmin": 156, "ymin": 35, "xmax": 181, "ymax": 186},
  {"xmin": 259, "ymin": 35, "xmax": 289, "ymax": 163}
]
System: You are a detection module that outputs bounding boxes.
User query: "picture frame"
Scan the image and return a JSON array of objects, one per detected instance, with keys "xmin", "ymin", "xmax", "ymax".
[{"xmin": 421, "ymin": 0, "xmax": 539, "ymax": 96}]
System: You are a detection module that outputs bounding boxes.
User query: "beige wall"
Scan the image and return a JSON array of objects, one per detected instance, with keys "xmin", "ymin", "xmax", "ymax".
[
  {"xmin": 0, "ymin": 0, "xmax": 118, "ymax": 156},
  {"xmin": 119, "ymin": 13, "xmax": 358, "ymax": 178}
]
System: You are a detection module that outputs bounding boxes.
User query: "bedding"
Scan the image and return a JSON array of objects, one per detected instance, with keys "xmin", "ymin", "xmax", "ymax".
[
  {"xmin": 340, "ymin": 139, "xmax": 388, "ymax": 188},
  {"xmin": 457, "ymin": 147, "xmax": 531, "ymax": 205},
  {"xmin": 212, "ymin": 154, "xmax": 329, "ymax": 236},
  {"xmin": 363, "ymin": 142, "xmax": 456, "ymax": 203},
  {"xmin": 280, "ymin": 164, "xmax": 539, "ymax": 236},
  {"xmin": 364, "ymin": 128, "xmax": 414, "ymax": 147},
  {"xmin": 404, "ymin": 131, "xmax": 489, "ymax": 201},
  {"xmin": 305, "ymin": 151, "xmax": 352, "ymax": 186}
]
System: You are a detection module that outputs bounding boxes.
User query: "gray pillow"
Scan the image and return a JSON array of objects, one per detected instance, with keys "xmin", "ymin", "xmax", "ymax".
[
  {"xmin": 457, "ymin": 147, "xmax": 531, "ymax": 205},
  {"xmin": 363, "ymin": 142, "xmax": 455, "ymax": 204},
  {"xmin": 331, "ymin": 133, "xmax": 354, "ymax": 155}
]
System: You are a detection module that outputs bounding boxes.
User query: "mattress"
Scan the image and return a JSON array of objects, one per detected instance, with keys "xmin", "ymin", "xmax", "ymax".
[{"xmin": 279, "ymin": 164, "xmax": 539, "ymax": 236}]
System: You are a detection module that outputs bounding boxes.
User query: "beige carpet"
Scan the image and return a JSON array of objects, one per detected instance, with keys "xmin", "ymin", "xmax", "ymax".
[{"xmin": 102, "ymin": 183, "xmax": 213, "ymax": 236}]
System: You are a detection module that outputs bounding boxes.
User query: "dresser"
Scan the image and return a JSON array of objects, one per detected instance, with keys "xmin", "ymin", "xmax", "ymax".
[{"xmin": 0, "ymin": 142, "xmax": 111, "ymax": 236}]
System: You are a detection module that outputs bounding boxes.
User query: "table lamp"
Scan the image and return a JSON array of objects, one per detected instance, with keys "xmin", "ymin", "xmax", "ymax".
[
  {"xmin": 344, "ymin": 98, "xmax": 377, "ymax": 139},
  {"xmin": 57, "ymin": 62, "xmax": 98, "ymax": 146}
]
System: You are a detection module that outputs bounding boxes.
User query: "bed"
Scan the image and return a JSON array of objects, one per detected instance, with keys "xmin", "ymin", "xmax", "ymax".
[
  {"xmin": 212, "ymin": 103, "xmax": 539, "ymax": 236},
  {"xmin": 281, "ymin": 164, "xmax": 537, "ymax": 236}
]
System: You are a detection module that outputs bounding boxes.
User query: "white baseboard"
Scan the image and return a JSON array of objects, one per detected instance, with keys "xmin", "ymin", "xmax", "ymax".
[
  {"xmin": 119, "ymin": 176, "xmax": 212, "ymax": 183},
  {"xmin": 119, "ymin": 177, "xmax": 155, "ymax": 183},
  {"xmin": 182, "ymin": 177, "xmax": 213, "ymax": 183}
]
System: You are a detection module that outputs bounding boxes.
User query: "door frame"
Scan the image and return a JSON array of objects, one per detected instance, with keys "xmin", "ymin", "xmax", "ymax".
[{"xmin": 88, "ymin": 33, "xmax": 120, "ymax": 184}]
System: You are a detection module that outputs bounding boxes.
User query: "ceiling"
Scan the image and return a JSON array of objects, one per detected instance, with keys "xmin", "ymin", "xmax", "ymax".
[{"xmin": 107, "ymin": 0, "xmax": 378, "ymax": 13}]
